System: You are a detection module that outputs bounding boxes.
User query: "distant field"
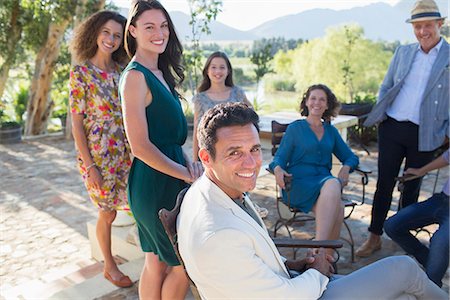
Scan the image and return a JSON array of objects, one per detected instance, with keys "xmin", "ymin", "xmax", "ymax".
[{"xmin": 229, "ymin": 57, "xmax": 254, "ymax": 79}]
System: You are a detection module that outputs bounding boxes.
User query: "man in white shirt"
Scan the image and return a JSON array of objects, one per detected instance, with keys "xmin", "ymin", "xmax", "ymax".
[
  {"xmin": 177, "ymin": 102, "xmax": 447, "ymax": 299},
  {"xmin": 359, "ymin": 0, "xmax": 449, "ymax": 257}
]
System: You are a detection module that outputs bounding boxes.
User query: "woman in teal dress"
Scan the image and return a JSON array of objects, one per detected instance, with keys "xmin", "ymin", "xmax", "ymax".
[
  {"xmin": 269, "ymin": 84, "xmax": 358, "ymax": 252},
  {"xmin": 119, "ymin": 1, "xmax": 202, "ymax": 299}
]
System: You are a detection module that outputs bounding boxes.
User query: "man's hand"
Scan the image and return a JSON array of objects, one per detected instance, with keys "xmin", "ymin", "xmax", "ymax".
[
  {"xmin": 306, "ymin": 249, "xmax": 334, "ymax": 277},
  {"xmin": 285, "ymin": 256, "xmax": 315, "ymax": 273}
]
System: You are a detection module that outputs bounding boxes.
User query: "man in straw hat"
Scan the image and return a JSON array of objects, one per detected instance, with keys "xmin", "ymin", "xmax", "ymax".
[{"xmin": 358, "ymin": 0, "xmax": 448, "ymax": 257}]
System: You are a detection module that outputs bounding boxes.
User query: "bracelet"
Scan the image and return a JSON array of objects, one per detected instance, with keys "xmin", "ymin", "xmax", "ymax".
[{"xmin": 86, "ymin": 163, "xmax": 96, "ymax": 173}]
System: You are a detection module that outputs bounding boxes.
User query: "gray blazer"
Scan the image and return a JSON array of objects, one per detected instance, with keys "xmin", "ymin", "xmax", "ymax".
[{"xmin": 365, "ymin": 40, "xmax": 449, "ymax": 152}]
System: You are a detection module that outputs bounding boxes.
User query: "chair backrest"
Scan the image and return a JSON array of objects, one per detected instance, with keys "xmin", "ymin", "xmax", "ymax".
[
  {"xmin": 158, "ymin": 187, "xmax": 201, "ymax": 300},
  {"xmin": 271, "ymin": 120, "xmax": 289, "ymax": 156}
]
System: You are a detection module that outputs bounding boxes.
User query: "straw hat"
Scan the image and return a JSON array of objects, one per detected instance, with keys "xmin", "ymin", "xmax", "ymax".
[{"xmin": 406, "ymin": 0, "xmax": 446, "ymax": 23}]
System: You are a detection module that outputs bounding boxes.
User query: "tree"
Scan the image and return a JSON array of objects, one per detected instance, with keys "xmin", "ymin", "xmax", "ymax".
[
  {"xmin": 441, "ymin": 20, "xmax": 449, "ymax": 40},
  {"xmin": 341, "ymin": 25, "xmax": 360, "ymax": 102},
  {"xmin": 289, "ymin": 24, "xmax": 391, "ymax": 102},
  {"xmin": 185, "ymin": 0, "xmax": 222, "ymax": 95},
  {"xmin": 252, "ymin": 37, "xmax": 303, "ymax": 57},
  {"xmin": 23, "ymin": 0, "xmax": 107, "ymax": 135},
  {"xmin": 65, "ymin": 0, "xmax": 106, "ymax": 139},
  {"xmin": 24, "ymin": 0, "xmax": 78, "ymax": 135},
  {"xmin": 0, "ymin": 0, "xmax": 27, "ymax": 101},
  {"xmin": 250, "ymin": 43, "xmax": 273, "ymax": 85}
]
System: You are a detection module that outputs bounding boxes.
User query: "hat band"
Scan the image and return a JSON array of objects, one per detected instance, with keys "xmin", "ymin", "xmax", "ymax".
[{"xmin": 411, "ymin": 12, "xmax": 442, "ymax": 20}]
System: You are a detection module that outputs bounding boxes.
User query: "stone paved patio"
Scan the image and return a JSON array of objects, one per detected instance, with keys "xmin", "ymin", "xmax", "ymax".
[{"xmin": 0, "ymin": 132, "xmax": 448, "ymax": 299}]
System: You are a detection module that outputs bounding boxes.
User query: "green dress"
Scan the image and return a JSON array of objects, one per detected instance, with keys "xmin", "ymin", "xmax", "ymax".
[{"xmin": 120, "ymin": 61, "xmax": 187, "ymax": 266}]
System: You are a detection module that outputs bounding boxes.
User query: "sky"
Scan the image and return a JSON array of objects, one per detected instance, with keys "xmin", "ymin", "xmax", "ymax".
[{"xmin": 111, "ymin": 0, "xmax": 402, "ymax": 31}]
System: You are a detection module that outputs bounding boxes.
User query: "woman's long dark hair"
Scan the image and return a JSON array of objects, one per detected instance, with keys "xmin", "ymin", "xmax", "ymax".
[
  {"xmin": 300, "ymin": 84, "xmax": 341, "ymax": 122},
  {"xmin": 197, "ymin": 51, "xmax": 234, "ymax": 93},
  {"xmin": 125, "ymin": 0, "xmax": 184, "ymax": 89}
]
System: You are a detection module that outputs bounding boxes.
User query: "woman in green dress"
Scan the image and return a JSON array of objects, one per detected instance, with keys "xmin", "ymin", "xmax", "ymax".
[{"xmin": 120, "ymin": 1, "xmax": 202, "ymax": 299}]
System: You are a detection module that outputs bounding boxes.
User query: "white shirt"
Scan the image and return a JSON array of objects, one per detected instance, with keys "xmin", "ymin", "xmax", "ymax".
[{"xmin": 386, "ymin": 39, "xmax": 443, "ymax": 124}]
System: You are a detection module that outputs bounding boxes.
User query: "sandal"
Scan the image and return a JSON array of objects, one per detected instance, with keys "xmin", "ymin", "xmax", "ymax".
[{"xmin": 104, "ymin": 270, "xmax": 133, "ymax": 288}]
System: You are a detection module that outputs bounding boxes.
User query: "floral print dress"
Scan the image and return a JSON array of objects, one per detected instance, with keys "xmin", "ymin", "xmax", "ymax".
[{"xmin": 69, "ymin": 61, "xmax": 131, "ymax": 211}]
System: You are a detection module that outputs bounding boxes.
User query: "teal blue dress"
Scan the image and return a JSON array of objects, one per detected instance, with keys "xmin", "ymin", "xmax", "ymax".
[
  {"xmin": 120, "ymin": 61, "xmax": 187, "ymax": 266},
  {"xmin": 269, "ymin": 119, "xmax": 359, "ymax": 213}
]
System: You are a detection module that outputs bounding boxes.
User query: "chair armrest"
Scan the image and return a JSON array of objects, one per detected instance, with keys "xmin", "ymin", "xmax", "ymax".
[
  {"xmin": 395, "ymin": 174, "xmax": 421, "ymax": 183},
  {"xmin": 355, "ymin": 164, "xmax": 372, "ymax": 174},
  {"xmin": 272, "ymin": 237, "xmax": 343, "ymax": 249}
]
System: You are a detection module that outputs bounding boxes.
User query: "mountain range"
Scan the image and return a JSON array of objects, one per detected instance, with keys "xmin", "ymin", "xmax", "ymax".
[{"xmin": 165, "ymin": 0, "xmax": 448, "ymax": 42}]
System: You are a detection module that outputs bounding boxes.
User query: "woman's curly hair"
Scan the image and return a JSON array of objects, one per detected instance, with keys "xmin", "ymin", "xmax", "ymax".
[
  {"xmin": 299, "ymin": 84, "xmax": 341, "ymax": 122},
  {"xmin": 70, "ymin": 10, "xmax": 128, "ymax": 65}
]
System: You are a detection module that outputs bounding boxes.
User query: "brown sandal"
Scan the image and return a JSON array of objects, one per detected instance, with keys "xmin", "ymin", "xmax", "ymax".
[{"xmin": 104, "ymin": 271, "xmax": 133, "ymax": 288}]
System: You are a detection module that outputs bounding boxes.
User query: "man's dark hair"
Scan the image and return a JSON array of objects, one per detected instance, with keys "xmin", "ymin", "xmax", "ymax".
[{"xmin": 197, "ymin": 102, "xmax": 259, "ymax": 159}]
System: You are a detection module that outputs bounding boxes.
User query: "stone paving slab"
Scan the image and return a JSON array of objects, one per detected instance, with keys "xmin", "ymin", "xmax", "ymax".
[
  {"xmin": 1, "ymin": 133, "xmax": 448, "ymax": 299},
  {"xmin": 0, "ymin": 135, "xmax": 97, "ymax": 299}
]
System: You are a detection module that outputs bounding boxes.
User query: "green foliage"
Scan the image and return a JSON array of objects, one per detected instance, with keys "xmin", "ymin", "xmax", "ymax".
[
  {"xmin": 186, "ymin": 0, "xmax": 222, "ymax": 94},
  {"xmin": 273, "ymin": 49, "xmax": 295, "ymax": 77},
  {"xmin": 289, "ymin": 24, "xmax": 391, "ymax": 102},
  {"xmin": 0, "ymin": 93, "xmax": 21, "ymax": 127},
  {"xmin": 253, "ymin": 37, "xmax": 303, "ymax": 56},
  {"xmin": 269, "ymin": 78, "xmax": 296, "ymax": 92},
  {"xmin": 0, "ymin": 0, "xmax": 26, "ymax": 66},
  {"xmin": 250, "ymin": 43, "xmax": 273, "ymax": 84},
  {"xmin": 182, "ymin": 101, "xmax": 194, "ymax": 123},
  {"xmin": 251, "ymin": 95, "xmax": 267, "ymax": 112},
  {"xmin": 13, "ymin": 84, "xmax": 28, "ymax": 123},
  {"xmin": 382, "ymin": 40, "xmax": 401, "ymax": 53},
  {"xmin": 441, "ymin": 20, "xmax": 449, "ymax": 39},
  {"xmin": 251, "ymin": 37, "xmax": 302, "ymax": 87},
  {"xmin": 50, "ymin": 42, "xmax": 70, "ymax": 119},
  {"xmin": 182, "ymin": 48, "xmax": 204, "ymax": 93},
  {"xmin": 353, "ymin": 93, "xmax": 377, "ymax": 104},
  {"xmin": 233, "ymin": 67, "xmax": 253, "ymax": 86},
  {"xmin": 20, "ymin": 0, "xmax": 77, "ymax": 53},
  {"xmin": 341, "ymin": 25, "xmax": 360, "ymax": 101}
]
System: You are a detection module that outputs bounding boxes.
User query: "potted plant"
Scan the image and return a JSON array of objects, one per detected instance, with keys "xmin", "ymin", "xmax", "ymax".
[
  {"xmin": 339, "ymin": 93, "xmax": 377, "ymax": 148},
  {"xmin": 0, "ymin": 108, "xmax": 22, "ymax": 144},
  {"xmin": 183, "ymin": 102, "xmax": 194, "ymax": 131},
  {"xmin": 52, "ymin": 108, "xmax": 67, "ymax": 133},
  {"xmin": 339, "ymin": 94, "xmax": 375, "ymax": 117}
]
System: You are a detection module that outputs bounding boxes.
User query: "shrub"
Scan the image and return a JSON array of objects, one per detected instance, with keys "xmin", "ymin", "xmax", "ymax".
[{"xmin": 271, "ymin": 79, "xmax": 296, "ymax": 92}]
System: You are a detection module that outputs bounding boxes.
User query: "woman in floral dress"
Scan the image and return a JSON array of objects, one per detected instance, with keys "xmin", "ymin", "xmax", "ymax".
[{"xmin": 69, "ymin": 10, "xmax": 132, "ymax": 288}]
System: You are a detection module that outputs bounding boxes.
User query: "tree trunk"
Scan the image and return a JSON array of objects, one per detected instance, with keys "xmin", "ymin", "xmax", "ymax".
[
  {"xmin": 25, "ymin": 21, "xmax": 70, "ymax": 135},
  {"xmin": 65, "ymin": 0, "xmax": 106, "ymax": 139},
  {"xmin": 0, "ymin": 0, "xmax": 22, "ymax": 100}
]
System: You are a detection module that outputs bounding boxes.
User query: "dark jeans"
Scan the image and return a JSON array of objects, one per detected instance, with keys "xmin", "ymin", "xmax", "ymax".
[
  {"xmin": 368, "ymin": 117, "xmax": 435, "ymax": 235},
  {"xmin": 385, "ymin": 192, "xmax": 449, "ymax": 287}
]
